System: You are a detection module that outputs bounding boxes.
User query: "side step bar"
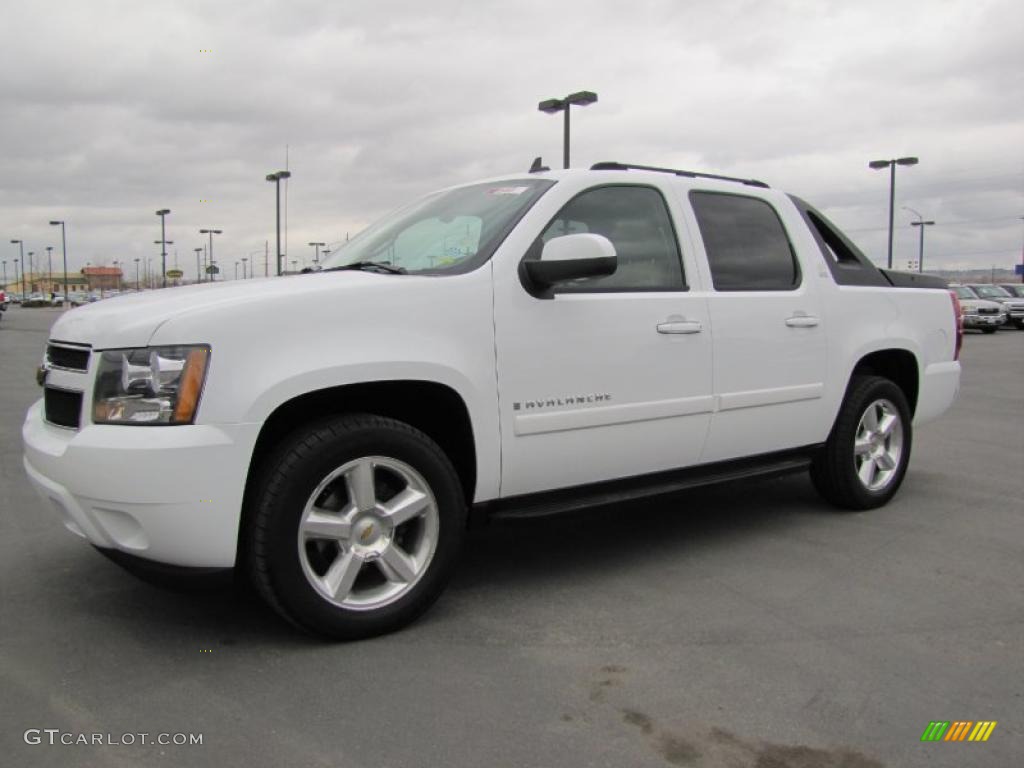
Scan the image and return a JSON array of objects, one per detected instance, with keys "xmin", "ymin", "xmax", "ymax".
[{"xmin": 478, "ymin": 446, "xmax": 820, "ymax": 521}]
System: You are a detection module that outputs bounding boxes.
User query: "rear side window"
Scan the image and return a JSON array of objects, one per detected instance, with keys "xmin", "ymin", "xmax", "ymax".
[
  {"xmin": 689, "ymin": 191, "xmax": 799, "ymax": 291},
  {"xmin": 539, "ymin": 185, "xmax": 685, "ymax": 292}
]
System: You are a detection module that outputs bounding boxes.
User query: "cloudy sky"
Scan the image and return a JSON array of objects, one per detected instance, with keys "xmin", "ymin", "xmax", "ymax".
[{"xmin": 1, "ymin": 0, "xmax": 1021, "ymax": 283}]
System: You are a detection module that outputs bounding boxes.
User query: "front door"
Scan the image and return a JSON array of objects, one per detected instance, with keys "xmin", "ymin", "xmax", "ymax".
[{"xmin": 493, "ymin": 183, "xmax": 714, "ymax": 497}]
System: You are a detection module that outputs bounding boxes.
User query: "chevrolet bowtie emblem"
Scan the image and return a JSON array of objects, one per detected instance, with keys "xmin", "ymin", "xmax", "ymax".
[{"xmin": 36, "ymin": 365, "xmax": 48, "ymax": 387}]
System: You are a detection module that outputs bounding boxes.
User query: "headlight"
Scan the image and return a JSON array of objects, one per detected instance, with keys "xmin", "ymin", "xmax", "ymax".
[{"xmin": 93, "ymin": 345, "xmax": 210, "ymax": 425}]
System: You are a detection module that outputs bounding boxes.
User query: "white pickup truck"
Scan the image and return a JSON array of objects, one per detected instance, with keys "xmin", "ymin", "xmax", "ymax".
[{"xmin": 23, "ymin": 162, "xmax": 962, "ymax": 639}]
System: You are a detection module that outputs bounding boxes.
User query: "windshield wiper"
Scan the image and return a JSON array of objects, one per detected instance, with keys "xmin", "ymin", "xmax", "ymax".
[{"xmin": 322, "ymin": 261, "xmax": 407, "ymax": 275}]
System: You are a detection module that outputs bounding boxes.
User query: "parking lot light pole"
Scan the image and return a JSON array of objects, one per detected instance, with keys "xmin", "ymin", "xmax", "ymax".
[
  {"xmin": 241, "ymin": 257, "xmax": 248, "ymax": 279},
  {"xmin": 537, "ymin": 91, "xmax": 598, "ymax": 169},
  {"xmin": 45, "ymin": 246, "xmax": 54, "ymax": 294},
  {"xmin": 869, "ymin": 157, "xmax": 918, "ymax": 269},
  {"xmin": 11, "ymin": 240, "xmax": 25, "ymax": 297},
  {"xmin": 193, "ymin": 247, "xmax": 203, "ymax": 283},
  {"xmin": 308, "ymin": 241, "xmax": 325, "ymax": 266},
  {"xmin": 266, "ymin": 171, "xmax": 291, "ymax": 275},
  {"xmin": 155, "ymin": 209, "xmax": 171, "ymax": 288},
  {"xmin": 134, "ymin": 258, "xmax": 140, "ymax": 290},
  {"xmin": 199, "ymin": 229, "xmax": 222, "ymax": 281},
  {"xmin": 2, "ymin": 260, "xmax": 6, "ymax": 290},
  {"xmin": 48, "ymin": 221, "xmax": 68, "ymax": 305},
  {"xmin": 903, "ymin": 206, "xmax": 935, "ymax": 274}
]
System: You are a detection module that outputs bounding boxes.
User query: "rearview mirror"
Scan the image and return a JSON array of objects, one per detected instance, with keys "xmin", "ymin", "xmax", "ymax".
[{"xmin": 524, "ymin": 233, "xmax": 617, "ymax": 289}]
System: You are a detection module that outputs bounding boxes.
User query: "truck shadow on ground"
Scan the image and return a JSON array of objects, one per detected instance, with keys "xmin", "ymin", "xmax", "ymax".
[{"xmin": 59, "ymin": 472, "xmax": 830, "ymax": 645}]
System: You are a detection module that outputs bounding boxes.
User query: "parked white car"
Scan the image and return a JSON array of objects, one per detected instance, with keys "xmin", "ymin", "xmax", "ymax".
[{"xmin": 23, "ymin": 163, "xmax": 961, "ymax": 638}]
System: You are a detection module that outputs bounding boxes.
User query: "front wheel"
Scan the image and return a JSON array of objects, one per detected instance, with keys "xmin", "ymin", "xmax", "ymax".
[
  {"xmin": 247, "ymin": 414, "xmax": 466, "ymax": 639},
  {"xmin": 811, "ymin": 375, "xmax": 912, "ymax": 510},
  {"xmin": 982, "ymin": 326, "xmax": 998, "ymax": 334}
]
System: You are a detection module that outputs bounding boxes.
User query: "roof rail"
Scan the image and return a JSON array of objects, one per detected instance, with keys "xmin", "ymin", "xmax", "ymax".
[{"xmin": 590, "ymin": 161, "xmax": 770, "ymax": 189}]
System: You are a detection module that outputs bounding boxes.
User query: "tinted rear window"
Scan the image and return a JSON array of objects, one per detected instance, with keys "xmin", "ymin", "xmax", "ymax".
[{"xmin": 690, "ymin": 191, "xmax": 799, "ymax": 291}]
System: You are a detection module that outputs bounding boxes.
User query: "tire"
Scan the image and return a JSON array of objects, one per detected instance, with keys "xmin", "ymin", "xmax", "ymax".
[
  {"xmin": 247, "ymin": 413, "xmax": 466, "ymax": 640},
  {"xmin": 982, "ymin": 327, "xmax": 997, "ymax": 334},
  {"xmin": 810, "ymin": 375, "xmax": 912, "ymax": 510}
]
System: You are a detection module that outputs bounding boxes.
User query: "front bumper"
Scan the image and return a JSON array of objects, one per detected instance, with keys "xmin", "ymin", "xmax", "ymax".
[
  {"xmin": 962, "ymin": 314, "xmax": 1004, "ymax": 329},
  {"xmin": 23, "ymin": 399, "xmax": 260, "ymax": 568}
]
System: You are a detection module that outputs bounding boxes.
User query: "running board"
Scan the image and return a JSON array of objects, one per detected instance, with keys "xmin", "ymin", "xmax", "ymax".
[{"xmin": 478, "ymin": 446, "xmax": 820, "ymax": 521}]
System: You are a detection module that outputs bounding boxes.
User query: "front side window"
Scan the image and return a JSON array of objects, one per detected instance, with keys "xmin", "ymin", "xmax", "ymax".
[
  {"xmin": 690, "ymin": 191, "xmax": 800, "ymax": 291},
  {"xmin": 320, "ymin": 179, "xmax": 554, "ymax": 274},
  {"xmin": 538, "ymin": 185, "xmax": 685, "ymax": 292}
]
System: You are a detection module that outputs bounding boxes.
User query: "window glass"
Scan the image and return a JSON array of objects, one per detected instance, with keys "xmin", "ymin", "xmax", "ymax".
[
  {"xmin": 538, "ymin": 186, "xmax": 684, "ymax": 292},
  {"xmin": 321, "ymin": 179, "xmax": 553, "ymax": 274},
  {"xmin": 690, "ymin": 191, "xmax": 799, "ymax": 291}
]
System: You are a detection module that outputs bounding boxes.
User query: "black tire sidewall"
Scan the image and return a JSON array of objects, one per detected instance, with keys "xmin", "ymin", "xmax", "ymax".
[
  {"xmin": 812, "ymin": 375, "xmax": 914, "ymax": 510},
  {"xmin": 253, "ymin": 416, "xmax": 466, "ymax": 639}
]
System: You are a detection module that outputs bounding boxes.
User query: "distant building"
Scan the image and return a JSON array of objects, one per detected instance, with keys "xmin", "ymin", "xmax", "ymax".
[
  {"xmin": 17, "ymin": 272, "xmax": 90, "ymax": 295},
  {"xmin": 81, "ymin": 266, "xmax": 123, "ymax": 291}
]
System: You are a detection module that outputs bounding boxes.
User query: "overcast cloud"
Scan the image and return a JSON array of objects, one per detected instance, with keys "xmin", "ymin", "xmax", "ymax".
[{"xmin": 1, "ymin": 0, "xmax": 1021, "ymax": 281}]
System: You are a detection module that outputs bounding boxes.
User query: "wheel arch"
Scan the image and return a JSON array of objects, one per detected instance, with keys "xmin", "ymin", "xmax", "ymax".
[
  {"xmin": 237, "ymin": 380, "xmax": 478, "ymax": 566},
  {"xmin": 848, "ymin": 348, "xmax": 920, "ymax": 416}
]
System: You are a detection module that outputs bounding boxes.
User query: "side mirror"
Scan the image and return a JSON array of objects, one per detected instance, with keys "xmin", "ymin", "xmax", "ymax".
[{"xmin": 524, "ymin": 233, "xmax": 617, "ymax": 289}]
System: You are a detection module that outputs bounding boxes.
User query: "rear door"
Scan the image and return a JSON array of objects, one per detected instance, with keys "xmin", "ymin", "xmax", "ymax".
[{"xmin": 684, "ymin": 190, "xmax": 829, "ymax": 462}]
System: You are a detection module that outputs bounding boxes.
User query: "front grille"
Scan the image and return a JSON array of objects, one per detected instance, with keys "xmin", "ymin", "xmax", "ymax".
[
  {"xmin": 44, "ymin": 387, "xmax": 83, "ymax": 429},
  {"xmin": 47, "ymin": 343, "xmax": 90, "ymax": 371},
  {"xmin": 978, "ymin": 308, "xmax": 999, "ymax": 315}
]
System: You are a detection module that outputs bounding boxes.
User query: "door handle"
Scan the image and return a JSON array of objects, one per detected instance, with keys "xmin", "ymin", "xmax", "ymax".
[
  {"xmin": 657, "ymin": 319, "xmax": 703, "ymax": 334},
  {"xmin": 785, "ymin": 315, "xmax": 819, "ymax": 328}
]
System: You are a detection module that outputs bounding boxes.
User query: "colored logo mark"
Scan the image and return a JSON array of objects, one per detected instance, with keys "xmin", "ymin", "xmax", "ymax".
[{"xmin": 921, "ymin": 721, "xmax": 997, "ymax": 742}]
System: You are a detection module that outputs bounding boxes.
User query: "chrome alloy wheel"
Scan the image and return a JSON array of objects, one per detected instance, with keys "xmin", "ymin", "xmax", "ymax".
[
  {"xmin": 297, "ymin": 456, "xmax": 439, "ymax": 611},
  {"xmin": 853, "ymin": 398, "xmax": 904, "ymax": 492}
]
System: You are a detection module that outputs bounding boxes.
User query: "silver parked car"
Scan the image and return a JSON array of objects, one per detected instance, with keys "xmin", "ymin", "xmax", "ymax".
[
  {"xmin": 965, "ymin": 284, "xmax": 1024, "ymax": 329},
  {"xmin": 952, "ymin": 285, "xmax": 1006, "ymax": 334}
]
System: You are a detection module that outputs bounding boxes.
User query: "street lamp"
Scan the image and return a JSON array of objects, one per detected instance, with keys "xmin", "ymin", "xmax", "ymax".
[
  {"xmin": 45, "ymin": 246, "xmax": 53, "ymax": 296},
  {"xmin": 48, "ymin": 221, "xmax": 68, "ymax": 305},
  {"xmin": 1, "ymin": 260, "xmax": 6, "ymax": 290},
  {"xmin": 27, "ymin": 252, "xmax": 35, "ymax": 293},
  {"xmin": 308, "ymin": 241, "xmax": 326, "ymax": 265},
  {"xmin": 193, "ymin": 247, "xmax": 203, "ymax": 283},
  {"xmin": 199, "ymin": 229, "xmax": 222, "ymax": 281},
  {"xmin": 241, "ymin": 257, "xmax": 248, "ymax": 279},
  {"xmin": 234, "ymin": 260, "xmax": 240, "ymax": 280},
  {"xmin": 868, "ymin": 156, "xmax": 918, "ymax": 269},
  {"xmin": 155, "ymin": 209, "xmax": 171, "ymax": 288},
  {"xmin": 537, "ymin": 90, "xmax": 598, "ymax": 169},
  {"xmin": 134, "ymin": 258, "xmax": 141, "ymax": 290},
  {"xmin": 266, "ymin": 170, "xmax": 291, "ymax": 276},
  {"xmin": 903, "ymin": 206, "xmax": 935, "ymax": 274}
]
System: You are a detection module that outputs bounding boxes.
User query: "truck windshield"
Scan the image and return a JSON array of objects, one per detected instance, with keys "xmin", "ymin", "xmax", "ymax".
[{"xmin": 319, "ymin": 179, "xmax": 554, "ymax": 274}]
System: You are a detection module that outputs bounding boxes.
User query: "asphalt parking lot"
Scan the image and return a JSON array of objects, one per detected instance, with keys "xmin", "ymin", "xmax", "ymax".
[{"xmin": 1, "ymin": 306, "xmax": 1021, "ymax": 768}]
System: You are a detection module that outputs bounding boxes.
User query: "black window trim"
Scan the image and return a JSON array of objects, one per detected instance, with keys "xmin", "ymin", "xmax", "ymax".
[
  {"xmin": 688, "ymin": 189, "xmax": 803, "ymax": 293},
  {"xmin": 519, "ymin": 182, "xmax": 689, "ymax": 299},
  {"xmin": 787, "ymin": 195, "xmax": 891, "ymax": 288}
]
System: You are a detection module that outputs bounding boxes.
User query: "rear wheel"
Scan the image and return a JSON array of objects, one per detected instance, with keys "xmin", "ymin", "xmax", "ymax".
[
  {"xmin": 811, "ymin": 375, "xmax": 912, "ymax": 510},
  {"xmin": 247, "ymin": 414, "xmax": 466, "ymax": 639},
  {"xmin": 982, "ymin": 326, "xmax": 998, "ymax": 334}
]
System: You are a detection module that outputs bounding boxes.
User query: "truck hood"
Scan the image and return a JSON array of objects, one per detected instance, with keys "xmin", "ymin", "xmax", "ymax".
[{"xmin": 49, "ymin": 272, "xmax": 394, "ymax": 348}]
